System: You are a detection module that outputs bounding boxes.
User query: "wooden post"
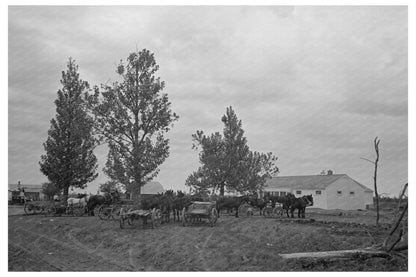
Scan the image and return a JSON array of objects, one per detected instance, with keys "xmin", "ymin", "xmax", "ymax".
[{"xmin": 279, "ymin": 248, "xmax": 389, "ymax": 259}]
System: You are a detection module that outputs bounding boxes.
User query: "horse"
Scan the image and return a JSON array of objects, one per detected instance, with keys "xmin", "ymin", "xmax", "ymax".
[
  {"xmin": 216, "ymin": 195, "xmax": 250, "ymax": 218},
  {"xmin": 247, "ymin": 195, "xmax": 267, "ymax": 216},
  {"xmin": 67, "ymin": 194, "xmax": 90, "ymax": 214},
  {"xmin": 86, "ymin": 190, "xmax": 120, "ymax": 216},
  {"xmin": 289, "ymin": 194, "xmax": 314, "ymax": 218},
  {"xmin": 141, "ymin": 192, "xmax": 174, "ymax": 223},
  {"xmin": 171, "ymin": 191, "xmax": 203, "ymax": 221},
  {"xmin": 264, "ymin": 193, "xmax": 296, "ymax": 217}
]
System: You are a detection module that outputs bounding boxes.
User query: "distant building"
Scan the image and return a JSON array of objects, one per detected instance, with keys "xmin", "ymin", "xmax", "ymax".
[
  {"xmin": 141, "ymin": 181, "xmax": 164, "ymax": 195},
  {"xmin": 261, "ymin": 172, "xmax": 373, "ymax": 210},
  {"xmin": 127, "ymin": 181, "xmax": 165, "ymax": 199},
  {"xmin": 8, "ymin": 183, "xmax": 45, "ymax": 202}
]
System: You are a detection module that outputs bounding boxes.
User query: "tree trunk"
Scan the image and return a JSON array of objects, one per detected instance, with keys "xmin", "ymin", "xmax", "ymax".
[
  {"xmin": 131, "ymin": 179, "xmax": 142, "ymax": 200},
  {"xmin": 63, "ymin": 185, "xmax": 69, "ymax": 201},
  {"xmin": 220, "ymin": 184, "xmax": 225, "ymax": 196},
  {"xmin": 395, "ymin": 183, "xmax": 408, "ymax": 217}
]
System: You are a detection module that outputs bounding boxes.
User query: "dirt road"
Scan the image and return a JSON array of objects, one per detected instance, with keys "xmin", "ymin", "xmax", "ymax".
[{"xmin": 8, "ymin": 212, "xmax": 406, "ymax": 271}]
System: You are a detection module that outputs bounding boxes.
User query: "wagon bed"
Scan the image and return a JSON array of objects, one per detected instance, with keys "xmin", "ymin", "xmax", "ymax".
[
  {"xmin": 23, "ymin": 200, "xmax": 86, "ymax": 217},
  {"xmin": 119, "ymin": 207, "xmax": 162, "ymax": 229},
  {"xmin": 182, "ymin": 201, "xmax": 218, "ymax": 227}
]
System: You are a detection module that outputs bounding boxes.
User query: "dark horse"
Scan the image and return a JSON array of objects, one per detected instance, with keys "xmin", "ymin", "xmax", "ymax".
[
  {"xmin": 264, "ymin": 193, "xmax": 296, "ymax": 217},
  {"xmin": 247, "ymin": 195, "xmax": 267, "ymax": 216},
  {"xmin": 86, "ymin": 190, "xmax": 120, "ymax": 216},
  {"xmin": 289, "ymin": 194, "xmax": 313, "ymax": 218},
  {"xmin": 140, "ymin": 192, "xmax": 175, "ymax": 223},
  {"xmin": 171, "ymin": 191, "xmax": 203, "ymax": 221},
  {"xmin": 216, "ymin": 195, "xmax": 250, "ymax": 218}
]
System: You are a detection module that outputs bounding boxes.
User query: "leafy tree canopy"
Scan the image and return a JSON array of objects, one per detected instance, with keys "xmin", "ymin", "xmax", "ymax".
[
  {"xmin": 87, "ymin": 49, "xmax": 178, "ymax": 198},
  {"xmin": 186, "ymin": 106, "xmax": 278, "ymax": 195}
]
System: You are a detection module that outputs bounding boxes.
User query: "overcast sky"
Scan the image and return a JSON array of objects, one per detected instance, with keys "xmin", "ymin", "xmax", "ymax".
[{"xmin": 8, "ymin": 6, "xmax": 407, "ymax": 196}]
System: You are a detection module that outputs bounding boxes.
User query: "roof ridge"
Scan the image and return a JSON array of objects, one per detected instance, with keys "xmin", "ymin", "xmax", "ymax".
[
  {"xmin": 345, "ymin": 176, "xmax": 374, "ymax": 192},
  {"xmin": 273, "ymin": 174, "xmax": 346, "ymax": 178}
]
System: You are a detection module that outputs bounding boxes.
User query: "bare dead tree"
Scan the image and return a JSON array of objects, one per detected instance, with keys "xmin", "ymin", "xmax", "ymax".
[
  {"xmin": 373, "ymin": 137, "xmax": 380, "ymax": 226},
  {"xmin": 360, "ymin": 137, "xmax": 381, "ymax": 226},
  {"xmin": 395, "ymin": 183, "xmax": 408, "ymax": 217}
]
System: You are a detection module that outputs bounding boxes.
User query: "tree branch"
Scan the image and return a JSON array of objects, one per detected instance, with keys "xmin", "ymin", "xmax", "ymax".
[{"xmin": 360, "ymin": 157, "xmax": 375, "ymax": 164}]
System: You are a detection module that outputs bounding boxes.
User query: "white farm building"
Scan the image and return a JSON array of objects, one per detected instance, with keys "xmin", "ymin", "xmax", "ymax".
[{"xmin": 261, "ymin": 172, "xmax": 374, "ymax": 210}]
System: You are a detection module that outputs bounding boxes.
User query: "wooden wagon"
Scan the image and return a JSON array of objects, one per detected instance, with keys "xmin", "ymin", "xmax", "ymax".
[
  {"xmin": 23, "ymin": 200, "xmax": 46, "ymax": 215},
  {"xmin": 262, "ymin": 203, "xmax": 284, "ymax": 218},
  {"xmin": 119, "ymin": 207, "xmax": 162, "ymax": 229},
  {"xmin": 182, "ymin": 201, "xmax": 218, "ymax": 227},
  {"xmin": 96, "ymin": 199, "xmax": 134, "ymax": 220},
  {"xmin": 24, "ymin": 200, "xmax": 85, "ymax": 217}
]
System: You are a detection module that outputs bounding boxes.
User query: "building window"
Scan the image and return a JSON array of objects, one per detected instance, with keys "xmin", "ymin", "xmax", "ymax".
[
  {"xmin": 350, "ymin": 191, "xmax": 355, "ymax": 196},
  {"xmin": 315, "ymin": 190, "xmax": 322, "ymax": 195},
  {"xmin": 337, "ymin": 191, "xmax": 342, "ymax": 196},
  {"xmin": 280, "ymin": 191, "xmax": 287, "ymax": 196},
  {"xmin": 296, "ymin": 190, "xmax": 302, "ymax": 195}
]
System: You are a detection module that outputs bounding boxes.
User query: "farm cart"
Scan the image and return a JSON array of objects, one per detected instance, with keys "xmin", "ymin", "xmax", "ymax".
[
  {"xmin": 262, "ymin": 203, "xmax": 284, "ymax": 218},
  {"xmin": 42, "ymin": 201, "xmax": 86, "ymax": 217},
  {"xmin": 238, "ymin": 202, "xmax": 255, "ymax": 217},
  {"xmin": 119, "ymin": 207, "xmax": 162, "ymax": 229},
  {"xmin": 97, "ymin": 199, "xmax": 134, "ymax": 220},
  {"xmin": 182, "ymin": 201, "xmax": 218, "ymax": 227},
  {"xmin": 23, "ymin": 200, "xmax": 46, "ymax": 215}
]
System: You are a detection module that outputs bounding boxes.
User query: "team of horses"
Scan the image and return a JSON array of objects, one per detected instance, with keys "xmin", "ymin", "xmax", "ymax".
[
  {"xmin": 67, "ymin": 190, "xmax": 313, "ymax": 220},
  {"xmin": 215, "ymin": 193, "xmax": 314, "ymax": 218}
]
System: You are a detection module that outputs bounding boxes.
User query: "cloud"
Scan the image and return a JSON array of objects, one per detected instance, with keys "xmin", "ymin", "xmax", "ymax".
[{"xmin": 8, "ymin": 6, "xmax": 407, "ymax": 196}]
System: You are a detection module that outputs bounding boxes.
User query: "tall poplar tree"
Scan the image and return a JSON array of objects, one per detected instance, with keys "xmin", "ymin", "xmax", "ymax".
[
  {"xmin": 87, "ymin": 49, "xmax": 178, "ymax": 198},
  {"xmin": 39, "ymin": 58, "xmax": 98, "ymax": 198}
]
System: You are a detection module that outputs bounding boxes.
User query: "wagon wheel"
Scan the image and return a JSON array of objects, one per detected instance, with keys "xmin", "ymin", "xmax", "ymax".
[
  {"xmin": 151, "ymin": 208, "xmax": 162, "ymax": 229},
  {"xmin": 93, "ymin": 205, "xmax": 102, "ymax": 217},
  {"xmin": 111, "ymin": 205, "xmax": 122, "ymax": 220},
  {"xmin": 238, "ymin": 203, "xmax": 253, "ymax": 218},
  {"xmin": 24, "ymin": 203, "xmax": 37, "ymax": 215},
  {"xmin": 263, "ymin": 206, "xmax": 273, "ymax": 218},
  {"xmin": 272, "ymin": 206, "xmax": 284, "ymax": 217},
  {"xmin": 98, "ymin": 205, "xmax": 110, "ymax": 220},
  {"xmin": 44, "ymin": 205, "xmax": 56, "ymax": 217},
  {"xmin": 119, "ymin": 215, "xmax": 126, "ymax": 229},
  {"xmin": 73, "ymin": 206, "xmax": 85, "ymax": 217},
  {"xmin": 182, "ymin": 207, "xmax": 187, "ymax": 227},
  {"xmin": 209, "ymin": 208, "xmax": 218, "ymax": 227},
  {"xmin": 66, "ymin": 205, "xmax": 77, "ymax": 216},
  {"xmin": 119, "ymin": 207, "xmax": 127, "ymax": 228}
]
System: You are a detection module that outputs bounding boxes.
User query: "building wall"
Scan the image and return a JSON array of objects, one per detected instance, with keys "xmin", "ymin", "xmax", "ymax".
[
  {"xmin": 363, "ymin": 191, "xmax": 374, "ymax": 207},
  {"xmin": 326, "ymin": 176, "xmax": 369, "ymax": 210},
  {"xmin": 291, "ymin": 189, "xmax": 327, "ymax": 209}
]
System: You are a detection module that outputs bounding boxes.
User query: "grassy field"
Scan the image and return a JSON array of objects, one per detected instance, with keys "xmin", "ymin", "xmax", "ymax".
[{"xmin": 8, "ymin": 205, "xmax": 407, "ymax": 271}]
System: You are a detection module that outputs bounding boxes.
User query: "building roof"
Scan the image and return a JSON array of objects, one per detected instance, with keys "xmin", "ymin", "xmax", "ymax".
[
  {"xmin": 264, "ymin": 174, "xmax": 373, "ymax": 192},
  {"xmin": 141, "ymin": 181, "xmax": 164, "ymax": 194},
  {"xmin": 8, "ymin": 184, "xmax": 43, "ymax": 192}
]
